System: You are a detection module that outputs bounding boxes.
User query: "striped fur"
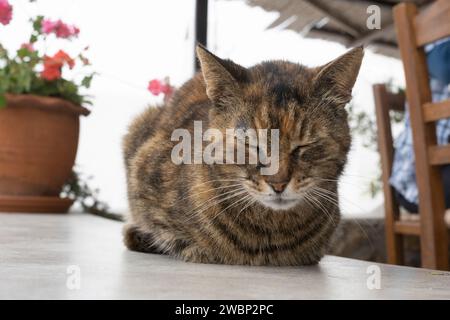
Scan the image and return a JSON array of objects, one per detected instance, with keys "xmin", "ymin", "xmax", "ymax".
[{"xmin": 123, "ymin": 45, "xmax": 363, "ymax": 265}]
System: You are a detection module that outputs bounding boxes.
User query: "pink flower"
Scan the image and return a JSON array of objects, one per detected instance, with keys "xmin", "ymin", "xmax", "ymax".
[
  {"xmin": 41, "ymin": 19, "xmax": 56, "ymax": 34},
  {"xmin": 41, "ymin": 18, "xmax": 79, "ymax": 39},
  {"xmin": 0, "ymin": 0, "xmax": 13, "ymax": 26},
  {"xmin": 148, "ymin": 78, "xmax": 174, "ymax": 102},
  {"xmin": 79, "ymin": 55, "xmax": 90, "ymax": 66},
  {"xmin": 20, "ymin": 43, "xmax": 34, "ymax": 52},
  {"xmin": 147, "ymin": 79, "xmax": 164, "ymax": 96},
  {"xmin": 161, "ymin": 83, "xmax": 173, "ymax": 96}
]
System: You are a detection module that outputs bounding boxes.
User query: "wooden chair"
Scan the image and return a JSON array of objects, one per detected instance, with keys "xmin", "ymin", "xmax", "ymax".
[
  {"xmin": 373, "ymin": 84, "xmax": 409, "ymax": 265},
  {"xmin": 390, "ymin": 0, "xmax": 450, "ymax": 270}
]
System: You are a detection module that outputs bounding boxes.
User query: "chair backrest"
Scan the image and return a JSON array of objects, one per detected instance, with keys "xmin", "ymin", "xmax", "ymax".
[
  {"xmin": 395, "ymin": 0, "xmax": 450, "ymax": 139},
  {"xmin": 373, "ymin": 85, "xmax": 405, "ymax": 183},
  {"xmin": 414, "ymin": 0, "xmax": 450, "ymax": 47},
  {"xmin": 394, "ymin": 0, "xmax": 450, "ymax": 270},
  {"xmin": 373, "ymin": 84, "xmax": 406, "ymax": 264}
]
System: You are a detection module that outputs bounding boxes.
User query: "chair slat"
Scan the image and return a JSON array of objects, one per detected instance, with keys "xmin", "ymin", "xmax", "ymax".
[
  {"xmin": 394, "ymin": 220, "xmax": 421, "ymax": 235},
  {"xmin": 373, "ymin": 84, "xmax": 404, "ymax": 265},
  {"xmin": 423, "ymin": 100, "xmax": 450, "ymax": 122},
  {"xmin": 414, "ymin": 0, "xmax": 450, "ymax": 47},
  {"xmin": 386, "ymin": 91, "xmax": 406, "ymax": 112},
  {"xmin": 429, "ymin": 145, "xmax": 450, "ymax": 165}
]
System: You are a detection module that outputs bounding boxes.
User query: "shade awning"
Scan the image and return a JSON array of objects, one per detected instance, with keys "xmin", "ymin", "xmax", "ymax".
[{"xmin": 246, "ymin": 0, "xmax": 433, "ymax": 58}]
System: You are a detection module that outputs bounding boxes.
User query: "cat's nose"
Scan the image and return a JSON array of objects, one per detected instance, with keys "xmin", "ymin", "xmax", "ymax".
[{"xmin": 269, "ymin": 182, "xmax": 288, "ymax": 193}]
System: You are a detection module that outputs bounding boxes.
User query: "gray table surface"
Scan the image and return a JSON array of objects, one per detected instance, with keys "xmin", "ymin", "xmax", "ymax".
[{"xmin": 1, "ymin": 212, "xmax": 449, "ymax": 299}]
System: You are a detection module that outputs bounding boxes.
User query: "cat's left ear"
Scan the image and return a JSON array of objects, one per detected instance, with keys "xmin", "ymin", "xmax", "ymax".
[
  {"xmin": 196, "ymin": 44, "xmax": 248, "ymax": 109},
  {"xmin": 314, "ymin": 46, "xmax": 364, "ymax": 104}
]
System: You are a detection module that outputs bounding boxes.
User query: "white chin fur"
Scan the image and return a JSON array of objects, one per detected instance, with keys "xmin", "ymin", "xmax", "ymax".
[{"xmin": 259, "ymin": 199, "xmax": 299, "ymax": 211}]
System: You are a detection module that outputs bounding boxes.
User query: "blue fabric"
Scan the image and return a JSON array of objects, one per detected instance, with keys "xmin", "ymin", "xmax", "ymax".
[
  {"xmin": 389, "ymin": 37, "xmax": 450, "ymax": 206},
  {"xmin": 394, "ymin": 165, "xmax": 450, "ymax": 212},
  {"xmin": 427, "ymin": 40, "xmax": 450, "ymax": 85},
  {"xmin": 389, "ymin": 80, "xmax": 450, "ymax": 205}
]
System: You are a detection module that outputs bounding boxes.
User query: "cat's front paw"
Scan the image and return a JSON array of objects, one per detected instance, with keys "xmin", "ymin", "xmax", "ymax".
[
  {"xmin": 179, "ymin": 247, "xmax": 221, "ymax": 264},
  {"xmin": 123, "ymin": 224, "xmax": 162, "ymax": 254}
]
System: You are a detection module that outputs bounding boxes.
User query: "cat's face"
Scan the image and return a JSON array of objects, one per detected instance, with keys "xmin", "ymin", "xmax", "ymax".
[{"xmin": 197, "ymin": 45, "xmax": 363, "ymax": 211}]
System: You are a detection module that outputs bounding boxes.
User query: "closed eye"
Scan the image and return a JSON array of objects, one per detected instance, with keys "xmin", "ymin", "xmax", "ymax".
[
  {"xmin": 247, "ymin": 144, "xmax": 268, "ymax": 169},
  {"xmin": 291, "ymin": 142, "xmax": 315, "ymax": 155}
]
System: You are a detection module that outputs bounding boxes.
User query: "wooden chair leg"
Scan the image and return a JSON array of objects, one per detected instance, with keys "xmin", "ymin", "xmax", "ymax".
[
  {"xmin": 419, "ymin": 169, "xmax": 449, "ymax": 270},
  {"xmin": 385, "ymin": 211, "xmax": 404, "ymax": 265}
]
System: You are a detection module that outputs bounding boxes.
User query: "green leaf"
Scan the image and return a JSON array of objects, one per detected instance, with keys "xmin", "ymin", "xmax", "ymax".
[
  {"xmin": 81, "ymin": 74, "xmax": 94, "ymax": 88},
  {"xmin": 0, "ymin": 44, "xmax": 8, "ymax": 60},
  {"xmin": 0, "ymin": 94, "xmax": 6, "ymax": 109},
  {"xmin": 29, "ymin": 34, "xmax": 38, "ymax": 43},
  {"xmin": 17, "ymin": 48, "xmax": 30, "ymax": 59},
  {"xmin": 32, "ymin": 16, "xmax": 44, "ymax": 34}
]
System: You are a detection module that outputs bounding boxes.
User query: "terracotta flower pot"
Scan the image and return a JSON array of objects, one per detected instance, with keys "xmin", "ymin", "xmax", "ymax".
[{"xmin": 0, "ymin": 94, "xmax": 90, "ymax": 212}]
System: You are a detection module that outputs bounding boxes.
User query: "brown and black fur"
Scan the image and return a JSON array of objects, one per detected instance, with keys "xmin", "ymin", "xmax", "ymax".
[{"xmin": 123, "ymin": 45, "xmax": 364, "ymax": 265}]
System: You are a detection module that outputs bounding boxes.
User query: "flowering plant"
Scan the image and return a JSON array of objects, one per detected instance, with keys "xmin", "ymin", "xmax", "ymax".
[
  {"xmin": 148, "ymin": 77, "xmax": 174, "ymax": 103},
  {"xmin": 0, "ymin": 0, "xmax": 12, "ymax": 26},
  {"xmin": 0, "ymin": 0, "xmax": 95, "ymax": 108}
]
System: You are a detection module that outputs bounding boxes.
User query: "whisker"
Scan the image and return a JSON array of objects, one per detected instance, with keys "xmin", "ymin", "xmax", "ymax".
[
  {"xmin": 310, "ymin": 187, "xmax": 373, "ymax": 245},
  {"xmin": 173, "ymin": 183, "xmax": 243, "ymax": 205},
  {"xmin": 191, "ymin": 186, "xmax": 245, "ymax": 210},
  {"xmin": 191, "ymin": 178, "xmax": 246, "ymax": 189},
  {"xmin": 232, "ymin": 196, "xmax": 256, "ymax": 224},
  {"xmin": 305, "ymin": 190, "xmax": 338, "ymax": 227},
  {"xmin": 314, "ymin": 186, "xmax": 369, "ymax": 215},
  {"xmin": 207, "ymin": 194, "xmax": 253, "ymax": 226},
  {"xmin": 315, "ymin": 177, "xmax": 365, "ymax": 188},
  {"xmin": 340, "ymin": 173, "xmax": 375, "ymax": 181},
  {"xmin": 181, "ymin": 187, "xmax": 245, "ymax": 220},
  {"xmin": 184, "ymin": 189, "xmax": 248, "ymax": 224}
]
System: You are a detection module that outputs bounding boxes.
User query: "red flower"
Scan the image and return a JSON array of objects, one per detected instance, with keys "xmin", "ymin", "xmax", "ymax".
[
  {"xmin": 0, "ymin": 0, "xmax": 12, "ymax": 26},
  {"xmin": 41, "ymin": 62, "xmax": 62, "ymax": 81},
  {"xmin": 54, "ymin": 50, "xmax": 75, "ymax": 69},
  {"xmin": 41, "ymin": 50, "xmax": 75, "ymax": 81}
]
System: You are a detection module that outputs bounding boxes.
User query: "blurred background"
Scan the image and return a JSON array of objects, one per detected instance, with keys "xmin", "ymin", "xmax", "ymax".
[{"xmin": 0, "ymin": 0, "xmax": 405, "ymax": 215}]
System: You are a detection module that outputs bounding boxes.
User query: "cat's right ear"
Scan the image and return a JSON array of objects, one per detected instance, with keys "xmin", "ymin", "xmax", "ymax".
[
  {"xmin": 196, "ymin": 44, "xmax": 247, "ymax": 109},
  {"xmin": 313, "ymin": 46, "xmax": 364, "ymax": 105}
]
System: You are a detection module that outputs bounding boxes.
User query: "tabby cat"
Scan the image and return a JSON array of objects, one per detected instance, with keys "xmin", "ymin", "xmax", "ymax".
[{"xmin": 123, "ymin": 45, "xmax": 364, "ymax": 265}]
